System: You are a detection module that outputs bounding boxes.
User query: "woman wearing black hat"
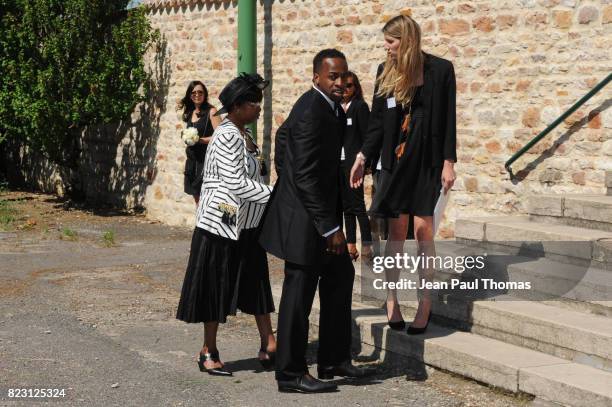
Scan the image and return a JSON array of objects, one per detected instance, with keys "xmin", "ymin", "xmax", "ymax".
[
  {"xmin": 177, "ymin": 81, "xmax": 222, "ymax": 205},
  {"xmin": 176, "ymin": 73, "xmax": 276, "ymax": 376}
]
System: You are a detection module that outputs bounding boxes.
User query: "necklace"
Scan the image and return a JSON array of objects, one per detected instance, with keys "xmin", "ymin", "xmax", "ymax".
[{"xmin": 239, "ymin": 128, "xmax": 257, "ymax": 153}]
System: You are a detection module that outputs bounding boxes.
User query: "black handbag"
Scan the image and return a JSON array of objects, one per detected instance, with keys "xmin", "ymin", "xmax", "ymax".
[{"xmin": 258, "ymin": 156, "xmax": 268, "ymax": 177}]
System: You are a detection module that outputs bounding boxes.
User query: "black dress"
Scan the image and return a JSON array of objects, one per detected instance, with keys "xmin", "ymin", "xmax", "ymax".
[
  {"xmin": 183, "ymin": 109, "xmax": 213, "ymax": 196},
  {"xmin": 339, "ymin": 99, "xmax": 373, "ymax": 244},
  {"xmin": 370, "ymin": 86, "xmax": 442, "ymax": 218}
]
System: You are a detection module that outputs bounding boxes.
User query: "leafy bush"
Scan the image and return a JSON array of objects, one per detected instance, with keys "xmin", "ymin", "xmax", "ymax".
[{"xmin": 0, "ymin": 0, "xmax": 158, "ymax": 164}]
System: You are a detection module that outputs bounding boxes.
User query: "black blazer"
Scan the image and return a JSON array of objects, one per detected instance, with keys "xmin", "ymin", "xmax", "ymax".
[
  {"xmin": 260, "ymin": 89, "xmax": 345, "ymax": 266},
  {"xmin": 342, "ymin": 98, "xmax": 370, "ymax": 166},
  {"xmin": 361, "ymin": 53, "xmax": 457, "ymax": 170},
  {"xmin": 273, "ymin": 90, "xmax": 316, "ymax": 177}
]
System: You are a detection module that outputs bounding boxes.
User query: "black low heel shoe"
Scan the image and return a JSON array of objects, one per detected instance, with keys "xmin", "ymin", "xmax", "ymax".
[
  {"xmin": 258, "ymin": 347, "xmax": 276, "ymax": 370},
  {"xmin": 382, "ymin": 302, "xmax": 406, "ymax": 331},
  {"xmin": 198, "ymin": 351, "xmax": 233, "ymax": 376},
  {"xmin": 406, "ymin": 313, "xmax": 432, "ymax": 335}
]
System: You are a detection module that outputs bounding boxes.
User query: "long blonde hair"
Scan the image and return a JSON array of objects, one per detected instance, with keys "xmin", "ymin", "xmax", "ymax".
[{"xmin": 375, "ymin": 15, "xmax": 424, "ymax": 106}]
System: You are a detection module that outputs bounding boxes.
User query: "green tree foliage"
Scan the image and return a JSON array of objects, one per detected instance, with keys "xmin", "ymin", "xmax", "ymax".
[{"xmin": 0, "ymin": 0, "xmax": 158, "ymax": 164}]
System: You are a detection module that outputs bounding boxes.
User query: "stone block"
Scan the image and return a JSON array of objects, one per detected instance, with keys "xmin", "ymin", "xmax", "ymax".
[
  {"xmin": 439, "ymin": 18, "xmax": 471, "ymax": 35},
  {"xmin": 578, "ymin": 6, "xmax": 599, "ymax": 24},
  {"xmin": 458, "ymin": 3, "xmax": 476, "ymax": 13},
  {"xmin": 527, "ymin": 195, "xmax": 563, "ymax": 217},
  {"xmin": 473, "ymin": 16, "xmax": 495, "ymax": 32},
  {"xmin": 604, "ymin": 6, "xmax": 612, "ymax": 24},
  {"xmin": 497, "ymin": 14, "xmax": 518, "ymax": 29},
  {"xmin": 603, "ymin": 140, "xmax": 612, "ymax": 156},
  {"xmin": 520, "ymin": 364, "xmax": 612, "ymax": 407},
  {"xmin": 564, "ymin": 196, "xmax": 612, "ymax": 225},
  {"xmin": 553, "ymin": 10, "xmax": 573, "ymax": 28},
  {"xmin": 522, "ymin": 106, "xmax": 541, "ymax": 128},
  {"xmin": 454, "ymin": 218, "xmax": 486, "ymax": 240}
]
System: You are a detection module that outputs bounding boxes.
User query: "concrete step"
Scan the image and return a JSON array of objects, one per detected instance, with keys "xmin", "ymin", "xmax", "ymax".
[
  {"xmin": 355, "ymin": 260, "xmax": 612, "ymax": 372},
  {"xmin": 360, "ymin": 240, "xmax": 612, "ymax": 316},
  {"xmin": 528, "ymin": 195, "xmax": 612, "ymax": 232},
  {"xmin": 270, "ymin": 283, "xmax": 612, "ymax": 406},
  {"xmin": 455, "ymin": 216, "xmax": 612, "ymax": 269},
  {"xmin": 504, "ymin": 257, "xmax": 612, "ymax": 315}
]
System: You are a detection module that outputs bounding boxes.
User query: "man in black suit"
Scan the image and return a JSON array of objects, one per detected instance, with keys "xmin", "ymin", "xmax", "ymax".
[{"xmin": 260, "ymin": 49, "xmax": 371, "ymax": 393}]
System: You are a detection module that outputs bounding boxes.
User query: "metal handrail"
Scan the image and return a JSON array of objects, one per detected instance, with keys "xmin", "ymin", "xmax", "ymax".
[{"xmin": 505, "ymin": 72, "xmax": 611, "ymax": 175}]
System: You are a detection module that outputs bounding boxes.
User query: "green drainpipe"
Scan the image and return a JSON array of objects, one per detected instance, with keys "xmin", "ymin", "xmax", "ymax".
[{"xmin": 237, "ymin": 0, "xmax": 257, "ymax": 135}]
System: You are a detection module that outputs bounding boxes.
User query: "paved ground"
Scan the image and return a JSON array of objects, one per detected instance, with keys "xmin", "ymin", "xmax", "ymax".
[{"xmin": 0, "ymin": 192, "xmax": 532, "ymax": 406}]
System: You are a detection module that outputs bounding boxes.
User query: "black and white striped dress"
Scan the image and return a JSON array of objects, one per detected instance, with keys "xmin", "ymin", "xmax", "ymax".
[{"xmin": 177, "ymin": 118, "xmax": 275, "ymax": 323}]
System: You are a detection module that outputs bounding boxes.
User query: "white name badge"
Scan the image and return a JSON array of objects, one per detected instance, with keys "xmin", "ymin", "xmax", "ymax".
[
  {"xmin": 386, "ymin": 97, "xmax": 396, "ymax": 109},
  {"xmin": 347, "ymin": 118, "xmax": 353, "ymax": 126}
]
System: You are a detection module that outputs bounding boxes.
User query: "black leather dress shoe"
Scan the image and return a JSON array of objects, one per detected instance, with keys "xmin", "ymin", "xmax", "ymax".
[
  {"xmin": 277, "ymin": 374, "xmax": 338, "ymax": 393},
  {"xmin": 317, "ymin": 361, "xmax": 376, "ymax": 380}
]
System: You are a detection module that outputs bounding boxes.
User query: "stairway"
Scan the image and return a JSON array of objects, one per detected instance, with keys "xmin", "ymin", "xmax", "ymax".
[{"xmin": 272, "ymin": 172, "xmax": 612, "ymax": 406}]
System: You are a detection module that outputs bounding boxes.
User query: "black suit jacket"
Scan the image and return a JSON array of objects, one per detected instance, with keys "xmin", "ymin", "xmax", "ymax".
[
  {"xmin": 274, "ymin": 90, "xmax": 316, "ymax": 177},
  {"xmin": 260, "ymin": 89, "xmax": 345, "ymax": 266},
  {"xmin": 361, "ymin": 53, "xmax": 457, "ymax": 170},
  {"xmin": 342, "ymin": 98, "xmax": 370, "ymax": 166}
]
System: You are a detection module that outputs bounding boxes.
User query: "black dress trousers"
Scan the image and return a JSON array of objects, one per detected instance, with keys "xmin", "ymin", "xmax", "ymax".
[{"xmin": 275, "ymin": 253, "xmax": 355, "ymax": 380}]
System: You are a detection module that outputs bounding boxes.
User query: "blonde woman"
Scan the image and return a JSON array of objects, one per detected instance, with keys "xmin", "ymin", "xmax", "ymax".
[{"xmin": 350, "ymin": 15, "xmax": 457, "ymax": 334}]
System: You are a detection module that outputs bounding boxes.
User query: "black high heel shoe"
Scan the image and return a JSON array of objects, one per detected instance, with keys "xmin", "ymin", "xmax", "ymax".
[
  {"xmin": 382, "ymin": 302, "xmax": 406, "ymax": 331},
  {"xmin": 406, "ymin": 313, "xmax": 432, "ymax": 335},
  {"xmin": 198, "ymin": 350, "xmax": 233, "ymax": 376},
  {"xmin": 258, "ymin": 347, "xmax": 276, "ymax": 370}
]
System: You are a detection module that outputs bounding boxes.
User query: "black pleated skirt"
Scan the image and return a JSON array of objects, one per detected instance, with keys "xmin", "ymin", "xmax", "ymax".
[
  {"xmin": 176, "ymin": 227, "xmax": 274, "ymax": 324},
  {"xmin": 235, "ymin": 228, "xmax": 275, "ymax": 315},
  {"xmin": 369, "ymin": 108, "xmax": 442, "ymax": 218}
]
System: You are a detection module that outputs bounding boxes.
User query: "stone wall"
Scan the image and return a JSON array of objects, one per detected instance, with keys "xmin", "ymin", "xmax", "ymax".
[
  {"xmin": 140, "ymin": 0, "xmax": 611, "ymax": 236},
  {"xmin": 6, "ymin": 0, "xmax": 609, "ymax": 235}
]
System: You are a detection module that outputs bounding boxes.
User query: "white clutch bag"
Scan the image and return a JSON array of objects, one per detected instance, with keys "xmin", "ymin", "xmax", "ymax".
[{"xmin": 433, "ymin": 187, "xmax": 450, "ymax": 235}]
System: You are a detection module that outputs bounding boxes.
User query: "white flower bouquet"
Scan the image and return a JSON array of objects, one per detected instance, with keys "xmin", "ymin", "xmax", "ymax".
[{"xmin": 181, "ymin": 127, "xmax": 199, "ymax": 146}]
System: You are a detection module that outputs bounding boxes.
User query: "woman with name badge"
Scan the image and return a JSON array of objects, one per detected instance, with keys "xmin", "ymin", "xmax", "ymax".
[
  {"xmin": 176, "ymin": 73, "xmax": 276, "ymax": 375},
  {"xmin": 350, "ymin": 15, "xmax": 457, "ymax": 335},
  {"xmin": 339, "ymin": 71, "xmax": 373, "ymax": 262}
]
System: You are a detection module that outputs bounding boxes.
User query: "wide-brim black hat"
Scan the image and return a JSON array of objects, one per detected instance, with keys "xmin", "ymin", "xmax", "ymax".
[{"xmin": 214, "ymin": 73, "xmax": 269, "ymax": 116}]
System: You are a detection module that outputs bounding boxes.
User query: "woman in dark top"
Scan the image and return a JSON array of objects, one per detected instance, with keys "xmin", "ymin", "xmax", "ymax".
[
  {"xmin": 177, "ymin": 81, "xmax": 222, "ymax": 205},
  {"xmin": 340, "ymin": 71, "xmax": 373, "ymax": 261},
  {"xmin": 350, "ymin": 15, "xmax": 457, "ymax": 334}
]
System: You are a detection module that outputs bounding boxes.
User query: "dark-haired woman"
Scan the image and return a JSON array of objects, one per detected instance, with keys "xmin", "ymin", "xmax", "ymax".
[
  {"xmin": 178, "ymin": 81, "xmax": 222, "ymax": 205},
  {"xmin": 350, "ymin": 15, "xmax": 457, "ymax": 334},
  {"xmin": 340, "ymin": 71, "xmax": 373, "ymax": 261},
  {"xmin": 176, "ymin": 73, "xmax": 276, "ymax": 376}
]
